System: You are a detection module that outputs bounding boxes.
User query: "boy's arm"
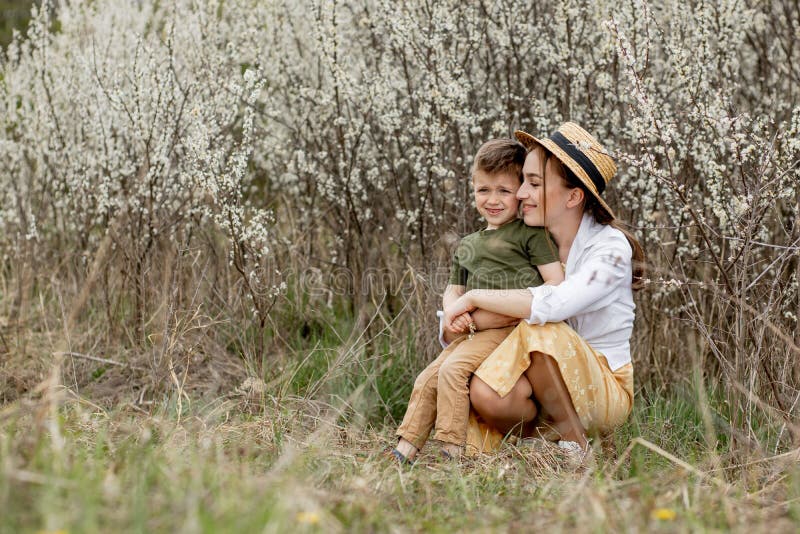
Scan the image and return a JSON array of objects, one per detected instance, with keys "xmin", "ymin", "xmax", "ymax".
[
  {"xmin": 537, "ymin": 261, "xmax": 565, "ymax": 285},
  {"xmin": 470, "ymin": 309, "xmax": 520, "ymax": 330},
  {"xmin": 527, "ymin": 229, "xmax": 562, "ymax": 285}
]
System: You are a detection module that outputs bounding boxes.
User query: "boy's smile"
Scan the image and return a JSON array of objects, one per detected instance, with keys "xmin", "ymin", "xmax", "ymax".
[{"xmin": 472, "ymin": 170, "xmax": 521, "ymax": 229}]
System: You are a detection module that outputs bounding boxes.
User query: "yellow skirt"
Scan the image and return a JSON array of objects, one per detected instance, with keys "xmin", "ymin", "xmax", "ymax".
[{"xmin": 464, "ymin": 321, "xmax": 634, "ymax": 455}]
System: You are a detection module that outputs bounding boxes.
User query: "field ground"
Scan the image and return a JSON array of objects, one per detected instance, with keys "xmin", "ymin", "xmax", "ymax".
[
  {"xmin": 2, "ymin": 324, "xmax": 799, "ymax": 532},
  {"xmin": 1, "ymin": 255, "xmax": 797, "ymax": 532}
]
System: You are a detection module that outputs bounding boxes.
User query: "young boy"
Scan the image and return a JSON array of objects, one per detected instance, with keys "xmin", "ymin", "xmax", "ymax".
[{"xmin": 393, "ymin": 139, "xmax": 564, "ymax": 462}]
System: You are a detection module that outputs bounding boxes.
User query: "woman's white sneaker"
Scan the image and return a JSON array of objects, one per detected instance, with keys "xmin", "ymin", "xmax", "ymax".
[{"xmin": 557, "ymin": 440, "xmax": 593, "ymax": 467}]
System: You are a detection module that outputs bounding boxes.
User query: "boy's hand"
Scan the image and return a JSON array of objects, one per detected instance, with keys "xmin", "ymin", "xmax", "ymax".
[
  {"xmin": 449, "ymin": 312, "xmax": 473, "ymax": 334},
  {"xmin": 444, "ymin": 293, "xmax": 477, "ymax": 331}
]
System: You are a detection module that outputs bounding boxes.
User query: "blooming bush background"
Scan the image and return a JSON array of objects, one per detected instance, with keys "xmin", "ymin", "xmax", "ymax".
[{"xmin": 1, "ymin": 0, "xmax": 799, "ymax": 446}]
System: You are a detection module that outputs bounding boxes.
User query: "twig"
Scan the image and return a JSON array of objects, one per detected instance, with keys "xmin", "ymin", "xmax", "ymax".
[
  {"xmin": 729, "ymin": 381, "xmax": 800, "ymax": 442},
  {"xmin": 54, "ymin": 351, "xmax": 130, "ymax": 367},
  {"xmin": 608, "ymin": 437, "xmax": 730, "ymax": 490},
  {"xmin": 5, "ymin": 469, "xmax": 76, "ymax": 489},
  {"xmin": 56, "ymin": 351, "xmax": 146, "ymax": 371}
]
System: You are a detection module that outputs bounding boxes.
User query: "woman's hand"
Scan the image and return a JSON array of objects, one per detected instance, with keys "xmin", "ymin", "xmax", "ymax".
[{"xmin": 444, "ymin": 293, "xmax": 476, "ymax": 331}]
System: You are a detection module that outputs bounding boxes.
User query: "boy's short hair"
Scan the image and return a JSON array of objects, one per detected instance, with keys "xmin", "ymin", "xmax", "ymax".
[{"xmin": 472, "ymin": 138, "xmax": 527, "ymax": 180}]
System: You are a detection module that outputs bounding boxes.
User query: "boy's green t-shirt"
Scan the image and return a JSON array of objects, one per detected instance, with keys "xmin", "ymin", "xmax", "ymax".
[{"xmin": 449, "ymin": 219, "xmax": 558, "ymax": 291}]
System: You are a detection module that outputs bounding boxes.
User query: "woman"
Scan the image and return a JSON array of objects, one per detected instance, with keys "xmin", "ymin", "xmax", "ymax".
[{"xmin": 444, "ymin": 122, "xmax": 644, "ymax": 454}]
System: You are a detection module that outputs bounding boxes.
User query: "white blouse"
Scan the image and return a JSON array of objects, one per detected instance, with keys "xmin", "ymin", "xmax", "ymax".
[
  {"xmin": 438, "ymin": 213, "xmax": 635, "ymax": 371},
  {"xmin": 526, "ymin": 213, "xmax": 635, "ymax": 370}
]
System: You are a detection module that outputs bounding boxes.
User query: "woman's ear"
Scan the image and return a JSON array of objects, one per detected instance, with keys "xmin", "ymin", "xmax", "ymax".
[{"xmin": 566, "ymin": 187, "xmax": 585, "ymax": 209}]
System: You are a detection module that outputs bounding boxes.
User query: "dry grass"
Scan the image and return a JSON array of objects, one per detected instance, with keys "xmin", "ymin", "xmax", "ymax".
[
  {"xmin": 2, "ymin": 384, "xmax": 800, "ymax": 533},
  {"xmin": 2, "ymin": 325, "xmax": 800, "ymax": 533},
  {"xmin": 1, "ymin": 265, "xmax": 800, "ymax": 531}
]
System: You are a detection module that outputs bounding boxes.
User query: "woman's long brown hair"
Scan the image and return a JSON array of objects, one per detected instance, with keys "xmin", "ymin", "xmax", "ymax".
[{"xmin": 541, "ymin": 149, "xmax": 646, "ymax": 290}]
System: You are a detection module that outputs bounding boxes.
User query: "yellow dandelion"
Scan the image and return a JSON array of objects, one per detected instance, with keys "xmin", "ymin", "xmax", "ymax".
[
  {"xmin": 296, "ymin": 511, "xmax": 321, "ymax": 525},
  {"xmin": 651, "ymin": 508, "xmax": 677, "ymax": 521}
]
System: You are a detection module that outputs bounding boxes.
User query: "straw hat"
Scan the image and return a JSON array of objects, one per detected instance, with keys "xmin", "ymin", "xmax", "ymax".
[{"xmin": 515, "ymin": 122, "xmax": 617, "ymax": 220}]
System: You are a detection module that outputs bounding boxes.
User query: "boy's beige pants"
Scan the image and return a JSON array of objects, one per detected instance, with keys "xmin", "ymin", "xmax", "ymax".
[{"xmin": 396, "ymin": 326, "xmax": 516, "ymax": 448}]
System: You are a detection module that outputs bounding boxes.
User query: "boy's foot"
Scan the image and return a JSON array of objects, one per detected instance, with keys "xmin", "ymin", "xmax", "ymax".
[
  {"xmin": 387, "ymin": 447, "xmax": 415, "ymax": 465},
  {"xmin": 439, "ymin": 443, "xmax": 464, "ymax": 461},
  {"xmin": 389, "ymin": 438, "xmax": 418, "ymax": 465}
]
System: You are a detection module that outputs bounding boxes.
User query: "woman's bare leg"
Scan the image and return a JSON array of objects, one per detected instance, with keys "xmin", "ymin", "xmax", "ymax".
[
  {"xmin": 469, "ymin": 375, "xmax": 537, "ymax": 435},
  {"xmin": 524, "ymin": 352, "xmax": 588, "ymax": 448}
]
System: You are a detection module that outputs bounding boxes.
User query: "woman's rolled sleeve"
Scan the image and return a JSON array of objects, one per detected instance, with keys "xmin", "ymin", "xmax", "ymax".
[{"xmin": 528, "ymin": 238, "xmax": 631, "ymax": 324}]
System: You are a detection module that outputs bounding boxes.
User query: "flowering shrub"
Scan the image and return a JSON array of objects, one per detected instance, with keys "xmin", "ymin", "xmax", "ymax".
[
  {"xmin": 1, "ymin": 0, "xmax": 798, "ymax": 436},
  {"xmin": 0, "ymin": 1, "xmax": 283, "ymax": 342}
]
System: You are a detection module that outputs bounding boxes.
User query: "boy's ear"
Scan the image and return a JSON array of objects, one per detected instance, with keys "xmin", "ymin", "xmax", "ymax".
[{"xmin": 566, "ymin": 187, "xmax": 584, "ymax": 208}]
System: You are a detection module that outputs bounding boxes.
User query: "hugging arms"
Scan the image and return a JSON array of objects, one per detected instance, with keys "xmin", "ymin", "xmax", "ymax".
[{"xmin": 392, "ymin": 123, "xmax": 643, "ymax": 463}]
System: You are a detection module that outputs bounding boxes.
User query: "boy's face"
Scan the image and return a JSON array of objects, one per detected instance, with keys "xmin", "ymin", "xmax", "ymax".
[{"xmin": 472, "ymin": 170, "xmax": 521, "ymax": 229}]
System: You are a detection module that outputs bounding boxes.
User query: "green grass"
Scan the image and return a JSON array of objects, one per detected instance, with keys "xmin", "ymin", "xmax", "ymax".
[
  {"xmin": 1, "ymin": 383, "xmax": 798, "ymax": 532},
  {"xmin": 1, "ymin": 278, "xmax": 797, "ymax": 531}
]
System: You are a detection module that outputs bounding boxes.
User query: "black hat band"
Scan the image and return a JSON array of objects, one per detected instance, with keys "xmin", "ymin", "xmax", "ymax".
[{"xmin": 550, "ymin": 131, "xmax": 606, "ymax": 195}]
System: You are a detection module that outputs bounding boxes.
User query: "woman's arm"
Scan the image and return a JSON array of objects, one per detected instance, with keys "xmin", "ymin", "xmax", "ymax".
[
  {"xmin": 526, "ymin": 240, "xmax": 631, "ymax": 324},
  {"xmin": 445, "ymin": 236, "xmax": 633, "ymax": 329},
  {"xmin": 437, "ymin": 308, "xmax": 519, "ymax": 347},
  {"xmin": 444, "ymin": 289, "xmax": 532, "ymax": 330},
  {"xmin": 443, "ymin": 283, "xmax": 472, "ymax": 334},
  {"xmin": 446, "ymin": 239, "xmax": 632, "ymax": 330}
]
